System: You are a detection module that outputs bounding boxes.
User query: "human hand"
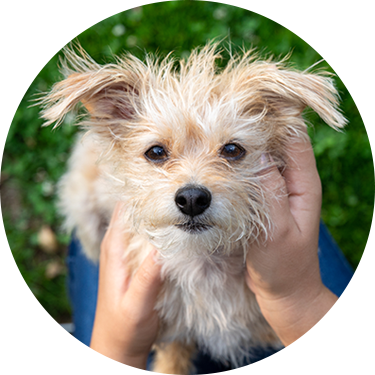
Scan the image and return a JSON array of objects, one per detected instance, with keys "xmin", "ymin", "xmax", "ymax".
[
  {"xmin": 246, "ymin": 138, "xmax": 338, "ymax": 346},
  {"xmin": 245, "ymin": 137, "xmax": 375, "ymax": 375},
  {"xmin": 90, "ymin": 202, "xmax": 162, "ymax": 369}
]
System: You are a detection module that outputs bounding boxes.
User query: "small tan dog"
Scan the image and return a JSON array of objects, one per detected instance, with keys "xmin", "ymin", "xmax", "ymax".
[{"xmin": 41, "ymin": 43, "xmax": 346, "ymax": 373}]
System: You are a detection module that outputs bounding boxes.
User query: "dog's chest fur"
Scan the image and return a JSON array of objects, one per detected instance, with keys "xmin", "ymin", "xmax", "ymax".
[
  {"xmin": 115, "ymin": 225, "xmax": 278, "ymax": 366},
  {"xmin": 155, "ymin": 247, "xmax": 277, "ymax": 364}
]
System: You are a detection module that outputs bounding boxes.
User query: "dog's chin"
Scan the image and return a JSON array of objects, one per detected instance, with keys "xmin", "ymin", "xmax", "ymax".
[{"xmin": 176, "ymin": 221, "xmax": 212, "ymax": 234}]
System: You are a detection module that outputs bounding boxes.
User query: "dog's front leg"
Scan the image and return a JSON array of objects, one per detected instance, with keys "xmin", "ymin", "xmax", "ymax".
[{"xmin": 152, "ymin": 341, "xmax": 196, "ymax": 374}]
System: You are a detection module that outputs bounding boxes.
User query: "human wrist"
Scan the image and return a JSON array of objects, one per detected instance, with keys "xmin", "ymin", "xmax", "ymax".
[
  {"xmin": 256, "ymin": 282, "xmax": 337, "ymax": 346},
  {"xmin": 246, "ymin": 254, "xmax": 338, "ymax": 346}
]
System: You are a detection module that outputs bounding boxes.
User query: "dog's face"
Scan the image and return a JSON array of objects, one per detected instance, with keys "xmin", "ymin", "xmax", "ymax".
[
  {"xmin": 117, "ymin": 96, "xmax": 270, "ymax": 256},
  {"xmin": 41, "ymin": 44, "xmax": 346, "ymax": 256}
]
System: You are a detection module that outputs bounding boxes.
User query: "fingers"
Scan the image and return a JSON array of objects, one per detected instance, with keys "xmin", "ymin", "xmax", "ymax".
[
  {"xmin": 101, "ymin": 201, "xmax": 129, "ymax": 260},
  {"xmin": 97, "ymin": 202, "xmax": 162, "ymax": 339},
  {"xmin": 99, "ymin": 202, "xmax": 131, "ymax": 296},
  {"xmin": 106, "ymin": 201, "xmax": 128, "ymax": 240},
  {"xmin": 259, "ymin": 155, "xmax": 294, "ymax": 235},
  {"xmin": 258, "ymin": 136, "xmax": 321, "ymax": 237},
  {"xmin": 125, "ymin": 249, "xmax": 163, "ymax": 315},
  {"xmin": 284, "ymin": 139, "xmax": 320, "ymax": 198},
  {"xmin": 283, "ymin": 138, "xmax": 322, "ymax": 233}
]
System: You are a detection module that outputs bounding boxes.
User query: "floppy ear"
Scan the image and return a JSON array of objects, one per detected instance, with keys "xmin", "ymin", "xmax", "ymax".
[
  {"xmin": 262, "ymin": 67, "xmax": 346, "ymax": 129},
  {"xmin": 234, "ymin": 62, "xmax": 347, "ymax": 132},
  {"xmin": 40, "ymin": 47, "xmax": 144, "ymax": 139}
]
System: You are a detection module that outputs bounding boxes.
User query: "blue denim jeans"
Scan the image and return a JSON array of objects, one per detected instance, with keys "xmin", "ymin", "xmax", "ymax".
[{"xmin": 67, "ymin": 222, "xmax": 353, "ymax": 372}]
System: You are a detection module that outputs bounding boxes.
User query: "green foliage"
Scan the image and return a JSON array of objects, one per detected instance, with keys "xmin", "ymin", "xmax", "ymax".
[{"xmin": 2, "ymin": 1, "xmax": 373, "ymax": 321}]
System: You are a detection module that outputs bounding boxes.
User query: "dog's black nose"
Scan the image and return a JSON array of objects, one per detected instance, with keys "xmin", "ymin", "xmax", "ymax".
[{"xmin": 175, "ymin": 186, "xmax": 212, "ymax": 217}]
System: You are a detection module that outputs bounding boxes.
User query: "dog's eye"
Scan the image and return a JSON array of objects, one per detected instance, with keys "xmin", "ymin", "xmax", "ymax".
[
  {"xmin": 145, "ymin": 145, "xmax": 168, "ymax": 162},
  {"xmin": 220, "ymin": 143, "xmax": 246, "ymax": 161}
]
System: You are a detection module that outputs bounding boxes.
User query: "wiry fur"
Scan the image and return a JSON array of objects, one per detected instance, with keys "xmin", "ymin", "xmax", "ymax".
[{"xmin": 40, "ymin": 42, "xmax": 346, "ymax": 372}]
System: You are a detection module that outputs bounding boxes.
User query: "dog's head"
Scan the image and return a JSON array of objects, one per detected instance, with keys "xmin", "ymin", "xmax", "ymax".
[{"xmin": 41, "ymin": 43, "xmax": 346, "ymax": 256}]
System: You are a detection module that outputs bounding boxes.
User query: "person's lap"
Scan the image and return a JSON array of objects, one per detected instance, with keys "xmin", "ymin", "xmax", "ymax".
[{"xmin": 66, "ymin": 221, "xmax": 353, "ymax": 372}]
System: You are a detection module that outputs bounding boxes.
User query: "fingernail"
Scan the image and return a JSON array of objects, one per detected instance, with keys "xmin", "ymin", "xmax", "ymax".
[
  {"xmin": 244, "ymin": 269, "xmax": 251, "ymax": 289},
  {"xmin": 151, "ymin": 247, "xmax": 159, "ymax": 262},
  {"xmin": 244, "ymin": 269, "xmax": 258, "ymax": 294},
  {"xmin": 124, "ymin": 275, "xmax": 133, "ymax": 290},
  {"xmin": 261, "ymin": 153, "xmax": 276, "ymax": 166},
  {"xmin": 261, "ymin": 153, "xmax": 269, "ymax": 165}
]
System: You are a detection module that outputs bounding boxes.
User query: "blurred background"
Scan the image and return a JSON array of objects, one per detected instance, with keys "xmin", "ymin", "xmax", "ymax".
[{"xmin": 1, "ymin": 1, "xmax": 373, "ymax": 324}]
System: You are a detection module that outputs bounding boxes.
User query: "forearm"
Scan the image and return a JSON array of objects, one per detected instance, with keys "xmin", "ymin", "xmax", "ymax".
[{"xmin": 276, "ymin": 287, "xmax": 353, "ymax": 348}]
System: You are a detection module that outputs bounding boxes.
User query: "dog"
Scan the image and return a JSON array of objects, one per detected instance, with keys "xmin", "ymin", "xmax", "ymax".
[{"xmin": 40, "ymin": 42, "xmax": 346, "ymax": 373}]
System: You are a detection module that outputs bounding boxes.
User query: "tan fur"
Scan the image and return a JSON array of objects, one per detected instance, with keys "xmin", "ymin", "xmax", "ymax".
[
  {"xmin": 153, "ymin": 342, "xmax": 196, "ymax": 374},
  {"xmin": 40, "ymin": 42, "xmax": 346, "ymax": 373}
]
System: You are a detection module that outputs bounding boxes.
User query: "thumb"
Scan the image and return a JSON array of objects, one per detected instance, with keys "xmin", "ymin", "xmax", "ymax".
[
  {"xmin": 258, "ymin": 154, "xmax": 295, "ymax": 235},
  {"xmin": 125, "ymin": 249, "xmax": 163, "ymax": 313}
]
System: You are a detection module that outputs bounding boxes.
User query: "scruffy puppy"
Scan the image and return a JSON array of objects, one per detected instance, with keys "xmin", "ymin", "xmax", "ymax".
[{"xmin": 41, "ymin": 43, "xmax": 346, "ymax": 373}]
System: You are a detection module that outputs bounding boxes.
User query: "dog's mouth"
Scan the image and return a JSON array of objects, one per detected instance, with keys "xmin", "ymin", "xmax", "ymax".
[{"xmin": 176, "ymin": 221, "xmax": 212, "ymax": 233}]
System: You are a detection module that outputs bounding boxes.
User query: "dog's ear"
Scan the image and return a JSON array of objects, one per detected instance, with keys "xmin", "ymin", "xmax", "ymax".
[
  {"xmin": 40, "ymin": 47, "xmax": 144, "ymax": 137},
  {"xmin": 234, "ymin": 63, "xmax": 347, "ymax": 131}
]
